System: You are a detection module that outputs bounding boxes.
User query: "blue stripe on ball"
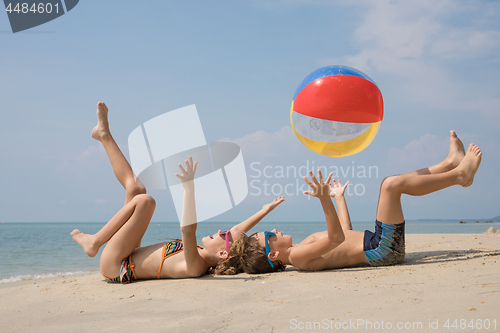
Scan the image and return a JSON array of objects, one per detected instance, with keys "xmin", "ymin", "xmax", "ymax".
[{"xmin": 292, "ymin": 65, "xmax": 377, "ymax": 100}]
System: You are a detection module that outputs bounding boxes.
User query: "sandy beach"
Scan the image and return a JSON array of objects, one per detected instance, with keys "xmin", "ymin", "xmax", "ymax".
[{"xmin": 1, "ymin": 233, "xmax": 499, "ymax": 333}]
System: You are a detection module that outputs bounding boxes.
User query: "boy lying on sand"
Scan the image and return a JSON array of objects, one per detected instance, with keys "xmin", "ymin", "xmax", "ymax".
[{"xmin": 217, "ymin": 131, "xmax": 482, "ymax": 274}]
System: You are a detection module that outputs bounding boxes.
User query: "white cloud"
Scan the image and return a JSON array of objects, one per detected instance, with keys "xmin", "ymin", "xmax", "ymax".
[
  {"xmin": 381, "ymin": 131, "xmax": 479, "ymax": 174},
  {"xmin": 75, "ymin": 144, "xmax": 107, "ymax": 163},
  {"xmin": 216, "ymin": 127, "xmax": 495, "ymax": 220},
  {"xmin": 386, "ymin": 133, "xmax": 448, "ymax": 170},
  {"xmin": 321, "ymin": 0, "xmax": 500, "ymax": 117},
  {"xmin": 219, "ymin": 126, "xmax": 302, "ymax": 163},
  {"xmin": 344, "ymin": 0, "xmax": 500, "ymax": 64},
  {"xmin": 56, "ymin": 143, "xmax": 129, "ymax": 173},
  {"xmin": 429, "ymin": 29, "xmax": 500, "ymax": 60},
  {"xmin": 56, "ymin": 144, "xmax": 105, "ymax": 172}
]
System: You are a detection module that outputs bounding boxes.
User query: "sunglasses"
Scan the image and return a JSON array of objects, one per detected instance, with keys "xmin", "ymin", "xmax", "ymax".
[
  {"xmin": 264, "ymin": 231, "xmax": 275, "ymax": 267},
  {"xmin": 218, "ymin": 230, "xmax": 231, "ymax": 253}
]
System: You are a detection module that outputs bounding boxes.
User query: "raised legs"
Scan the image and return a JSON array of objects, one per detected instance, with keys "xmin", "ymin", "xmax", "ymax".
[
  {"xmin": 71, "ymin": 194, "xmax": 155, "ymax": 277},
  {"xmin": 71, "ymin": 102, "xmax": 155, "ymax": 278},
  {"xmin": 376, "ymin": 131, "xmax": 482, "ymax": 224},
  {"xmin": 91, "ymin": 102, "xmax": 146, "ymax": 205}
]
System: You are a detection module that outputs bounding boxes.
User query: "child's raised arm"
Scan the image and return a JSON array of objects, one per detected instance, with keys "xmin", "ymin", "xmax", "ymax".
[
  {"xmin": 290, "ymin": 170, "xmax": 345, "ymax": 268},
  {"xmin": 231, "ymin": 196, "xmax": 285, "ymax": 234},
  {"xmin": 175, "ymin": 157, "xmax": 207, "ymax": 277},
  {"xmin": 329, "ymin": 179, "xmax": 353, "ymax": 231}
]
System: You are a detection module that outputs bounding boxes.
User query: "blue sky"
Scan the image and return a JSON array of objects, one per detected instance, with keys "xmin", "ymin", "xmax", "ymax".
[{"xmin": 1, "ymin": 0, "xmax": 499, "ymax": 223}]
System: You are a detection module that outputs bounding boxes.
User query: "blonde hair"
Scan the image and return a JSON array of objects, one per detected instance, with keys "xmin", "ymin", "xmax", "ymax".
[{"xmin": 215, "ymin": 233, "xmax": 285, "ymax": 275}]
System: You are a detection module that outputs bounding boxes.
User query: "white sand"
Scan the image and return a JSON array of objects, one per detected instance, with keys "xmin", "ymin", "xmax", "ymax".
[{"xmin": 1, "ymin": 234, "xmax": 499, "ymax": 333}]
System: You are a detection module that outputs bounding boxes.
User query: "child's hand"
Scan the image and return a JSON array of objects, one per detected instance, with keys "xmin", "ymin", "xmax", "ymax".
[
  {"xmin": 329, "ymin": 179, "xmax": 349, "ymax": 198},
  {"xmin": 303, "ymin": 170, "xmax": 332, "ymax": 199},
  {"xmin": 175, "ymin": 156, "xmax": 198, "ymax": 188},
  {"xmin": 263, "ymin": 196, "xmax": 285, "ymax": 212}
]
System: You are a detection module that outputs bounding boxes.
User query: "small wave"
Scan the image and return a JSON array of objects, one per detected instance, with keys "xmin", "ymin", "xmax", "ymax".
[{"xmin": 0, "ymin": 270, "xmax": 89, "ymax": 284}]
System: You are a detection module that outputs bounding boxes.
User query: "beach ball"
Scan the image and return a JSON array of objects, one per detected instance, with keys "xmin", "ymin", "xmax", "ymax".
[{"xmin": 290, "ymin": 65, "xmax": 383, "ymax": 157}]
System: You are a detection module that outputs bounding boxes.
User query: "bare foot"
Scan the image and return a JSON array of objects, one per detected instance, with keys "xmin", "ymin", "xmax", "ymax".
[
  {"xmin": 456, "ymin": 144, "xmax": 482, "ymax": 187},
  {"xmin": 445, "ymin": 130, "xmax": 466, "ymax": 169},
  {"xmin": 71, "ymin": 229, "xmax": 99, "ymax": 257},
  {"xmin": 91, "ymin": 101, "xmax": 110, "ymax": 141}
]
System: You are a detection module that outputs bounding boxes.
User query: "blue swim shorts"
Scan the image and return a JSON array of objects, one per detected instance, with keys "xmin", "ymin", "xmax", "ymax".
[{"xmin": 363, "ymin": 221, "xmax": 405, "ymax": 266}]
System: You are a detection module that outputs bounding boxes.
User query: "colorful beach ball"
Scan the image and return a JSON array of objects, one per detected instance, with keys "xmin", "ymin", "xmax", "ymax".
[{"xmin": 290, "ymin": 65, "xmax": 384, "ymax": 157}]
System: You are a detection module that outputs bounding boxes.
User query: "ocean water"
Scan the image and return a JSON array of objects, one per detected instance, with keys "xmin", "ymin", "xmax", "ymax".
[{"xmin": 1, "ymin": 221, "xmax": 497, "ymax": 283}]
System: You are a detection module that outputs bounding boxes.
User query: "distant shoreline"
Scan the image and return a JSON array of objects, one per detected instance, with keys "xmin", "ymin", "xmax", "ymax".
[{"xmin": 458, "ymin": 220, "xmax": 498, "ymax": 224}]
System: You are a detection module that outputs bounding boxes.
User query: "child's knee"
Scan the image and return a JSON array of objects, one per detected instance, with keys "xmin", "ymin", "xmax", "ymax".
[
  {"xmin": 380, "ymin": 176, "xmax": 401, "ymax": 192},
  {"xmin": 100, "ymin": 254, "xmax": 121, "ymax": 279},
  {"xmin": 135, "ymin": 194, "xmax": 156, "ymax": 209}
]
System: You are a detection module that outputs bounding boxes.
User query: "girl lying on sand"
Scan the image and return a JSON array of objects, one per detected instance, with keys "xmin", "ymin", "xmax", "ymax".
[
  {"xmin": 71, "ymin": 102, "xmax": 284, "ymax": 283},
  {"xmin": 217, "ymin": 131, "xmax": 482, "ymax": 274}
]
